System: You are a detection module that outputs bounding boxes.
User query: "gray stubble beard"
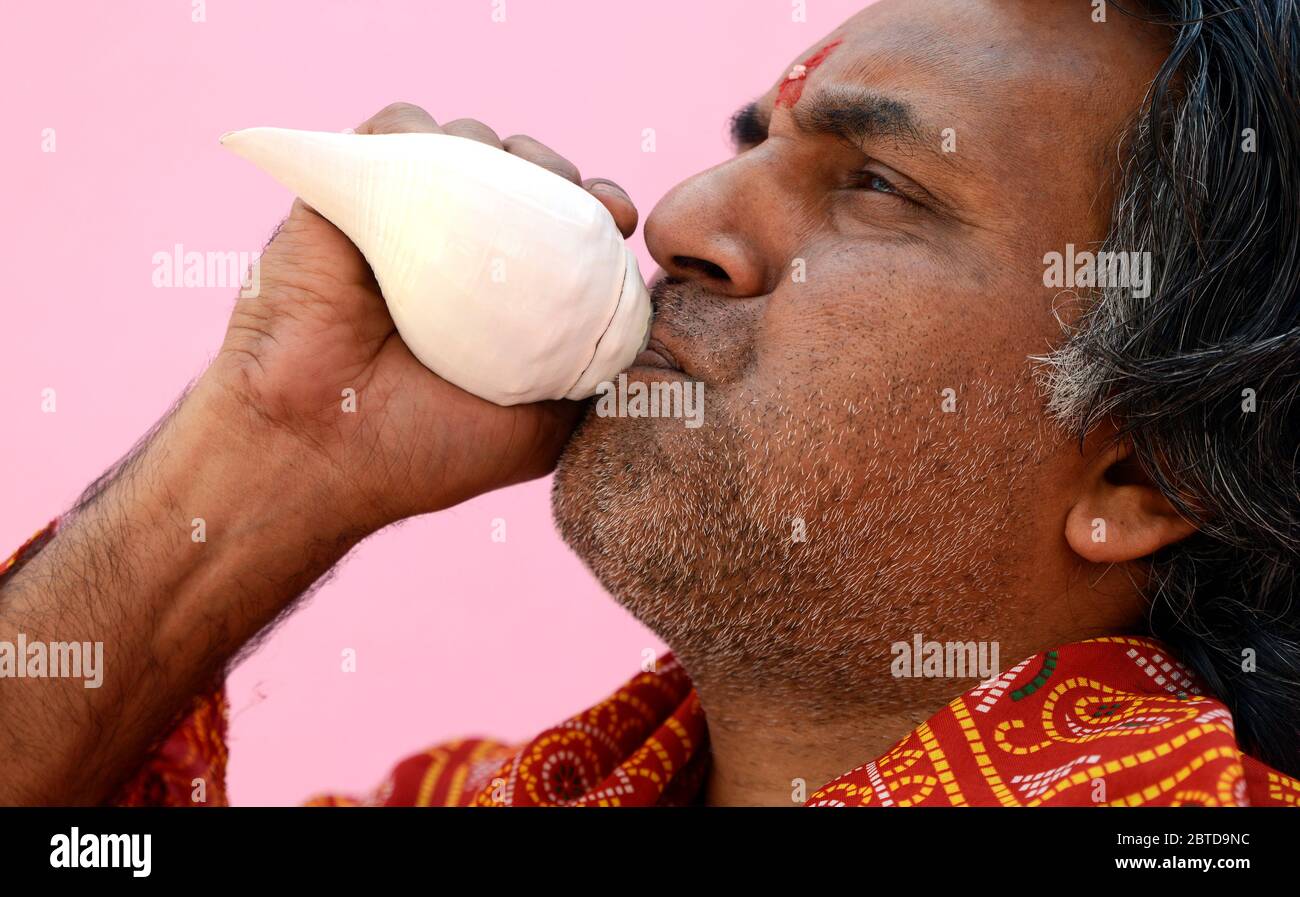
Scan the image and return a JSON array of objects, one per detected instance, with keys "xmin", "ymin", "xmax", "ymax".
[{"xmin": 552, "ymin": 372, "xmax": 1045, "ymax": 718}]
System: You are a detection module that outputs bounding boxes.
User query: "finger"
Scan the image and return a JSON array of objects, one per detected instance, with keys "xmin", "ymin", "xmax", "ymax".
[
  {"xmin": 442, "ymin": 118, "xmax": 504, "ymax": 149},
  {"xmin": 356, "ymin": 102, "xmax": 443, "ymax": 135},
  {"xmin": 280, "ymin": 191, "xmax": 328, "ymax": 226},
  {"xmin": 502, "ymin": 134, "xmax": 582, "ymax": 185},
  {"xmin": 583, "ymin": 178, "xmax": 639, "ymax": 238}
]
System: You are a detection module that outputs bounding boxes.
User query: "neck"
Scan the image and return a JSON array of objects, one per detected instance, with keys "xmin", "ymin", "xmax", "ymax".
[{"xmin": 692, "ymin": 680, "xmax": 955, "ymax": 807}]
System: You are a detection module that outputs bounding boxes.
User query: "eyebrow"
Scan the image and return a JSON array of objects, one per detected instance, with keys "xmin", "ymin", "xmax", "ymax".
[
  {"xmin": 731, "ymin": 89, "xmax": 957, "ymax": 173},
  {"xmin": 795, "ymin": 87, "xmax": 924, "ymax": 150}
]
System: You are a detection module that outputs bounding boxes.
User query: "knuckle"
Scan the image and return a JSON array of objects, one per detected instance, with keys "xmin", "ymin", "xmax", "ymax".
[
  {"xmin": 445, "ymin": 119, "xmax": 502, "ymax": 144},
  {"xmin": 548, "ymin": 159, "xmax": 582, "ymax": 181},
  {"xmin": 504, "ymin": 136, "xmax": 580, "ymax": 180},
  {"xmin": 378, "ymin": 101, "xmax": 426, "ymax": 119}
]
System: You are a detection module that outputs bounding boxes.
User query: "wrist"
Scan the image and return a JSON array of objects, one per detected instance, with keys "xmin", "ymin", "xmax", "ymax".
[
  {"xmin": 192, "ymin": 363, "xmax": 390, "ymax": 537},
  {"xmin": 110, "ymin": 376, "xmax": 369, "ymax": 655},
  {"xmin": 0, "ymin": 373, "xmax": 371, "ymax": 804},
  {"xmin": 114, "ymin": 375, "xmax": 371, "ymax": 615}
]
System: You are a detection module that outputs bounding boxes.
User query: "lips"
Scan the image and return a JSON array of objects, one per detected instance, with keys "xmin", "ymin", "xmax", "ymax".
[{"xmin": 633, "ymin": 338, "xmax": 682, "ymax": 372}]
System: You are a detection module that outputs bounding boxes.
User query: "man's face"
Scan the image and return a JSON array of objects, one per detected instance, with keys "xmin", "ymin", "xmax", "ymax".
[{"xmin": 553, "ymin": 0, "xmax": 1168, "ymax": 700}]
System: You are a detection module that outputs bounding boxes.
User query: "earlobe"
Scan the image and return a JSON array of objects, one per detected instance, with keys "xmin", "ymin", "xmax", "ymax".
[{"xmin": 1064, "ymin": 443, "xmax": 1198, "ymax": 564}]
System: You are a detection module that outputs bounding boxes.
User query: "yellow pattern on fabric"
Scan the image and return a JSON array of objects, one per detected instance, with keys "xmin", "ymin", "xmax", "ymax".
[{"xmin": 1267, "ymin": 770, "xmax": 1300, "ymax": 805}]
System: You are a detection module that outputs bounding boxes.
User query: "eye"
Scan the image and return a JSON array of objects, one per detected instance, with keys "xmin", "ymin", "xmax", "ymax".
[
  {"xmin": 850, "ymin": 169, "xmax": 903, "ymax": 197},
  {"xmin": 846, "ymin": 164, "xmax": 925, "ymax": 208},
  {"xmin": 865, "ymin": 174, "xmax": 899, "ymax": 195}
]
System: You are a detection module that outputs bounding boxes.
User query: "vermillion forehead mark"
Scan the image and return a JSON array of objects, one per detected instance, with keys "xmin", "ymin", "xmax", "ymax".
[{"xmin": 775, "ymin": 38, "xmax": 845, "ymax": 109}]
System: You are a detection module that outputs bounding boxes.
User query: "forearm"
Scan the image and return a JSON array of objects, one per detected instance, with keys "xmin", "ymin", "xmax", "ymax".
[{"xmin": 0, "ymin": 374, "xmax": 369, "ymax": 805}]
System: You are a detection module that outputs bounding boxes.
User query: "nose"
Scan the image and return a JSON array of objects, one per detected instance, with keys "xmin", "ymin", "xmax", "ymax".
[{"xmin": 643, "ymin": 155, "xmax": 777, "ymax": 298}]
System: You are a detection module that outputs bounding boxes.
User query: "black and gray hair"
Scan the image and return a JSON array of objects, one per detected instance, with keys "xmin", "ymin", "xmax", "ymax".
[{"xmin": 1039, "ymin": 0, "xmax": 1300, "ymax": 775}]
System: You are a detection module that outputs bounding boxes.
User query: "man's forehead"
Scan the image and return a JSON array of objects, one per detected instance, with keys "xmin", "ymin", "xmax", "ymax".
[
  {"xmin": 750, "ymin": 0, "xmax": 1169, "ymax": 191},
  {"xmin": 762, "ymin": 5, "xmax": 1020, "ymax": 128},
  {"xmin": 747, "ymin": 7, "xmax": 996, "ymax": 189},
  {"xmin": 754, "ymin": 8, "xmax": 991, "ymax": 163},
  {"xmin": 761, "ymin": 0, "xmax": 1162, "ymax": 121}
]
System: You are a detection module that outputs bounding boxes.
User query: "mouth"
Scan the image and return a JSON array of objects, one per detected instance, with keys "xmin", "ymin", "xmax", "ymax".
[{"xmin": 632, "ymin": 338, "xmax": 683, "ymax": 372}]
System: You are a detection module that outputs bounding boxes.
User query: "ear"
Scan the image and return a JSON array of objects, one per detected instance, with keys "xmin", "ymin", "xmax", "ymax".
[{"xmin": 1065, "ymin": 440, "xmax": 1198, "ymax": 564}]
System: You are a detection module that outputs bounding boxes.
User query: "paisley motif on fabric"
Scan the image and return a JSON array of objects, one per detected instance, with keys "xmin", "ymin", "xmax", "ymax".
[{"xmin": 4, "ymin": 525, "xmax": 1294, "ymax": 807}]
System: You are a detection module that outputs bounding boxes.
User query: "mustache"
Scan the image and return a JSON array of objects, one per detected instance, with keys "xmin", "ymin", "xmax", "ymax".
[
  {"xmin": 648, "ymin": 276, "xmax": 707, "ymax": 318},
  {"xmin": 643, "ymin": 276, "xmax": 723, "ymax": 380}
]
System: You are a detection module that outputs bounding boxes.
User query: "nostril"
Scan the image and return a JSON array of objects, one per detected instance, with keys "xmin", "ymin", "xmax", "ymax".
[{"xmin": 673, "ymin": 256, "xmax": 730, "ymax": 282}]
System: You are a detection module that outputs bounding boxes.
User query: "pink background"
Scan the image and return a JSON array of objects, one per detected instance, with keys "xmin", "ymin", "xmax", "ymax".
[{"xmin": 0, "ymin": 0, "xmax": 868, "ymax": 804}]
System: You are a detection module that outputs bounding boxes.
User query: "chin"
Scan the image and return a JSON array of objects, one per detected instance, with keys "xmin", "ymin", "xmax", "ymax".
[
  {"xmin": 552, "ymin": 403, "xmax": 662, "ymax": 538},
  {"xmin": 550, "ymin": 395, "xmax": 722, "ymax": 602}
]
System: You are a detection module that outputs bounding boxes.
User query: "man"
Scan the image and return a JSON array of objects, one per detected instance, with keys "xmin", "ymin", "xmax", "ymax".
[{"xmin": 1, "ymin": 0, "xmax": 1296, "ymax": 807}]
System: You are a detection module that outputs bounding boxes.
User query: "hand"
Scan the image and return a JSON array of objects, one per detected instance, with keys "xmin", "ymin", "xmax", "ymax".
[{"xmin": 208, "ymin": 102, "xmax": 640, "ymax": 529}]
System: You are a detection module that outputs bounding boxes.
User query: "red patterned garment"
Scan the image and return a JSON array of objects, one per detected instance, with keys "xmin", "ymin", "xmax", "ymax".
[
  {"xmin": 305, "ymin": 641, "xmax": 1300, "ymax": 807},
  {"xmin": 3, "ymin": 523, "xmax": 1297, "ymax": 806}
]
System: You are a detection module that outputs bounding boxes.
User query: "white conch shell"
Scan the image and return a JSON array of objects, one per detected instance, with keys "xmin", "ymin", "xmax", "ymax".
[{"xmin": 219, "ymin": 127, "xmax": 652, "ymax": 405}]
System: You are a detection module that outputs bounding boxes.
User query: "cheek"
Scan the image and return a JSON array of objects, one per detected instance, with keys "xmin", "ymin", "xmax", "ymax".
[
  {"xmin": 737, "ymin": 257, "xmax": 1060, "ymax": 473},
  {"xmin": 751, "ymin": 245, "xmax": 1060, "ymax": 400}
]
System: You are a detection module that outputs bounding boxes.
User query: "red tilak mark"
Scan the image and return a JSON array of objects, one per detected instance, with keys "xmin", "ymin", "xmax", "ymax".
[{"xmin": 775, "ymin": 38, "xmax": 844, "ymax": 109}]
